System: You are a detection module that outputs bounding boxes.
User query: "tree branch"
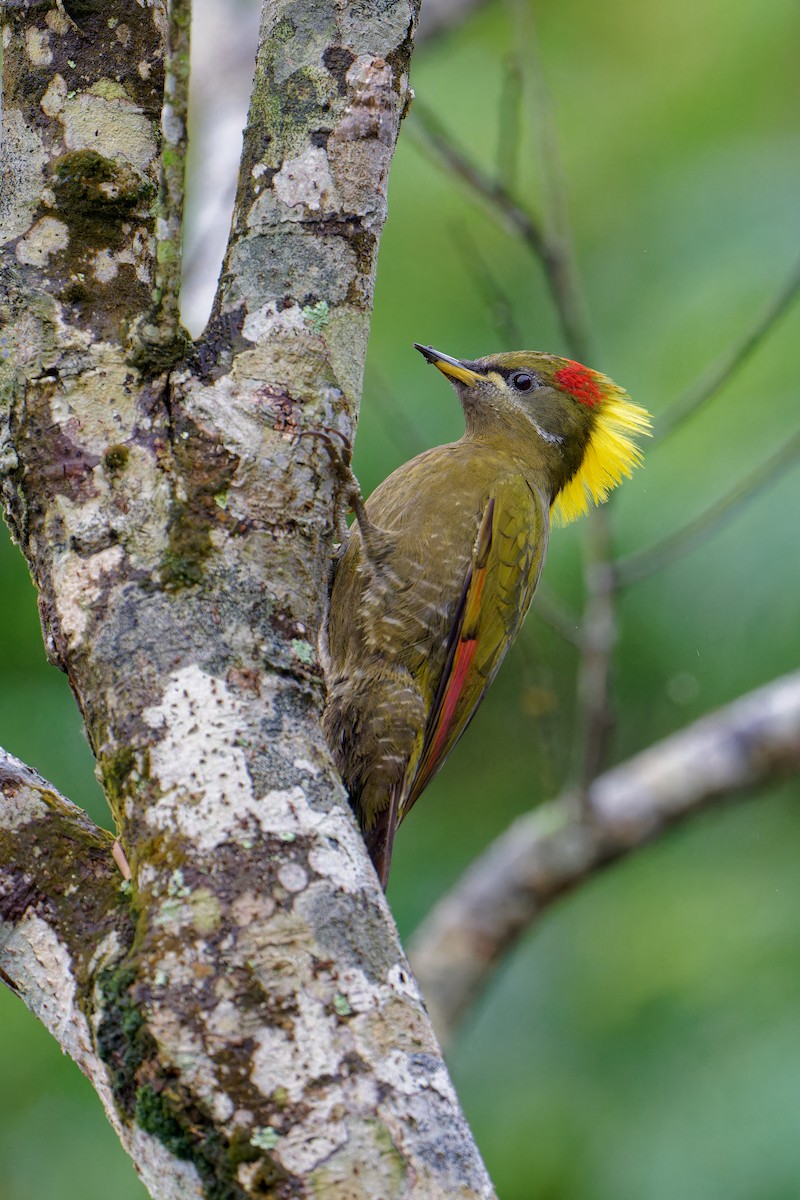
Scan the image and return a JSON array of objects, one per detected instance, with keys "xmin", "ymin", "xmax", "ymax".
[
  {"xmin": 417, "ymin": 0, "xmax": 493, "ymax": 41},
  {"xmin": 1, "ymin": 2, "xmax": 497, "ymax": 1195},
  {"xmin": 0, "ymin": 749, "xmax": 125, "ymax": 992},
  {"xmin": 0, "ymin": 749, "xmax": 143, "ymax": 1167},
  {"xmin": 574, "ymin": 508, "xmax": 617, "ymax": 786},
  {"xmin": 410, "ymin": 55, "xmax": 618, "ymax": 787},
  {"xmin": 654, "ymin": 254, "xmax": 800, "ymax": 444},
  {"xmin": 408, "ymin": 100, "xmax": 552, "ymax": 285},
  {"xmin": 616, "ymin": 426, "xmax": 800, "ymax": 586},
  {"xmin": 139, "ymin": 0, "xmax": 193, "ymax": 354},
  {"xmin": 506, "ymin": 0, "xmax": 616, "ymax": 787},
  {"xmin": 180, "ymin": 0, "xmax": 492, "ymax": 332},
  {"xmin": 504, "ymin": 0, "xmax": 593, "ymax": 365},
  {"xmin": 409, "ymin": 670, "xmax": 800, "ymax": 1045}
]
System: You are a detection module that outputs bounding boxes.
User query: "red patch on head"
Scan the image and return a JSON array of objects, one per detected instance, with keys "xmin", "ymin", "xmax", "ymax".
[{"xmin": 554, "ymin": 362, "xmax": 603, "ymax": 407}]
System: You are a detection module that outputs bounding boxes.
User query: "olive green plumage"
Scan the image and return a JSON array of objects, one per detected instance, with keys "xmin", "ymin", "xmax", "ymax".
[{"xmin": 323, "ymin": 345, "xmax": 651, "ymax": 887}]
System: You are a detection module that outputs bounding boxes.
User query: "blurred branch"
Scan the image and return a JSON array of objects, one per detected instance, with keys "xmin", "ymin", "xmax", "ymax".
[
  {"xmin": 366, "ymin": 367, "xmax": 431, "ymax": 461},
  {"xmin": 409, "ymin": 670, "xmax": 800, "ymax": 1045},
  {"xmin": 181, "ymin": 0, "xmax": 262, "ymax": 335},
  {"xmin": 417, "ymin": 0, "xmax": 494, "ymax": 42},
  {"xmin": 409, "ymin": 98, "xmax": 589, "ymax": 360},
  {"xmin": 529, "ymin": 587, "xmax": 583, "ymax": 647},
  {"xmin": 453, "ymin": 222, "xmax": 526, "ymax": 346},
  {"xmin": 505, "ymin": 0, "xmax": 614, "ymax": 788},
  {"xmin": 616, "ymin": 427, "xmax": 800, "ymax": 586},
  {"xmin": 505, "ymin": 0, "xmax": 593, "ymax": 365},
  {"xmin": 574, "ymin": 513, "xmax": 616, "ymax": 784},
  {"xmin": 655, "ymin": 256, "xmax": 800, "ymax": 444},
  {"xmin": 495, "ymin": 55, "xmax": 523, "ymax": 193},
  {"xmin": 408, "ymin": 102, "xmax": 551, "ymax": 274}
]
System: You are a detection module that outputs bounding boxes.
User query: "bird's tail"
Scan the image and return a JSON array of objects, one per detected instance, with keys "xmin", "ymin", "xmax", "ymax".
[{"xmin": 363, "ymin": 782, "xmax": 401, "ymax": 891}]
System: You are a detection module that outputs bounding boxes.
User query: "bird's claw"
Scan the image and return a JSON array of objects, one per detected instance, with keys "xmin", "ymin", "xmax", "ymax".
[
  {"xmin": 294, "ymin": 427, "xmax": 353, "ymax": 459},
  {"xmin": 294, "ymin": 426, "xmax": 369, "ymax": 549}
]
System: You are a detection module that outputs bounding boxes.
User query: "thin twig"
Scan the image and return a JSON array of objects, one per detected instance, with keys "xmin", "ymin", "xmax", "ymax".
[
  {"xmin": 452, "ymin": 222, "xmax": 527, "ymax": 346},
  {"xmin": 495, "ymin": 55, "xmax": 523, "ymax": 194},
  {"xmin": 504, "ymin": 0, "xmax": 614, "ymax": 787},
  {"xmin": 410, "ymin": 99, "xmax": 591, "ymax": 360},
  {"xmin": 409, "ymin": 95, "xmax": 593, "ymax": 353},
  {"xmin": 528, "ymin": 587, "xmax": 583, "ymax": 647},
  {"xmin": 574, "ymin": 508, "xmax": 616, "ymax": 784},
  {"xmin": 408, "ymin": 100, "xmax": 549, "ymax": 258},
  {"xmin": 654, "ymin": 256, "xmax": 800, "ymax": 444},
  {"xmin": 412, "ymin": 27, "xmax": 616, "ymax": 785},
  {"xmin": 616, "ymin": 427, "xmax": 800, "ymax": 586},
  {"xmin": 416, "ymin": 0, "xmax": 493, "ymax": 41},
  {"xmin": 366, "ymin": 367, "xmax": 431, "ymax": 461},
  {"xmin": 408, "ymin": 669, "xmax": 800, "ymax": 1045},
  {"xmin": 505, "ymin": 0, "xmax": 593, "ymax": 365}
]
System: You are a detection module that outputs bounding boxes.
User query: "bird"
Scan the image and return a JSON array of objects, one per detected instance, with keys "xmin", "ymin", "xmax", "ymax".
[{"xmin": 322, "ymin": 344, "xmax": 651, "ymax": 888}]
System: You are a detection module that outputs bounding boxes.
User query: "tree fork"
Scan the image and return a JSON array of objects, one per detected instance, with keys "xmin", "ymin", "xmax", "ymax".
[{"xmin": 0, "ymin": 2, "xmax": 496, "ymax": 1196}]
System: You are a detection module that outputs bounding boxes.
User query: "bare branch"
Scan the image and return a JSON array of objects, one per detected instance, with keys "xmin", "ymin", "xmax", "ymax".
[
  {"xmin": 506, "ymin": 0, "xmax": 616, "ymax": 788},
  {"xmin": 417, "ymin": 0, "xmax": 493, "ymax": 41},
  {"xmin": 495, "ymin": 55, "xmax": 523, "ymax": 193},
  {"xmin": 504, "ymin": 0, "xmax": 593, "ymax": 364},
  {"xmin": 410, "ymin": 65, "xmax": 618, "ymax": 786},
  {"xmin": 574, "ymin": 507, "xmax": 617, "ymax": 786},
  {"xmin": 0, "ymin": 747, "xmax": 132, "ymax": 1078},
  {"xmin": 654, "ymin": 255, "xmax": 800, "ymax": 443},
  {"xmin": 180, "ymin": 0, "xmax": 495, "ymax": 333},
  {"xmin": 453, "ymin": 221, "xmax": 527, "ymax": 346},
  {"xmin": 408, "ymin": 100, "xmax": 551, "ymax": 267},
  {"xmin": 616, "ymin": 427, "xmax": 800, "ymax": 586},
  {"xmin": 527, "ymin": 586, "xmax": 583, "ymax": 647},
  {"xmin": 409, "ymin": 671, "xmax": 800, "ymax": 1045},
  {"xmin": 180, "ymin": 0, "xmax": 494, "ymax": 334}
]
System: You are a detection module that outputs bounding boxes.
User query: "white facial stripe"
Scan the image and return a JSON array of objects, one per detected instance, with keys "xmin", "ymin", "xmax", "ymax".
[{"xmin": 531, "ymin": 418, "xmax": 564, "ymax": 446}]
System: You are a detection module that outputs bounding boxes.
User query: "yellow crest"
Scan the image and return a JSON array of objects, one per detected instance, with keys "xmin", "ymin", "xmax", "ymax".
[{"xmin": 552, "ymin": 371, "xmax": 652, "ymax": 525}]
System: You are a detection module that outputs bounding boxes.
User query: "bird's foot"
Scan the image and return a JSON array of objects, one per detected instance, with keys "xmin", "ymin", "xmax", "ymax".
[{"xmin": 295, "ymin": 428, "xmax": 377, "ymax": 556}]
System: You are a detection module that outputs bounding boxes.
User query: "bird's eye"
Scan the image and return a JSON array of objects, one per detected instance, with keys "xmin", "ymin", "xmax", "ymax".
[{"xmin": 511, "ymin": 372, "xmax": 536, "ymax": 392}]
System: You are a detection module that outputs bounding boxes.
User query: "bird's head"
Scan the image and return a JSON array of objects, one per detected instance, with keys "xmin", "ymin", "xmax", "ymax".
[{"xmin": 414, "ymin": 344, "xmax": 652, "ymax": 524}]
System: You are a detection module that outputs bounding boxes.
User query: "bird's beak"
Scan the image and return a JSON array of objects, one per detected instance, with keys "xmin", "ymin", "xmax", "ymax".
[{"xmin": 413, "ymin": 343, "xmax": 484, "ymax": 388}]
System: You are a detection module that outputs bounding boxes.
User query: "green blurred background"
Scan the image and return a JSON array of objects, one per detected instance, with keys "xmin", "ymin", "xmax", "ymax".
[{"xmin": 2, "ymin": 0, "xmax": 800, "ymax": 1196}]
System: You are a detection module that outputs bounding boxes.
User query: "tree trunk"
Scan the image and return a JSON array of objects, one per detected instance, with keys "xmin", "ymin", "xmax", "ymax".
[{"xmin": 0, "ymin": 2, "xmax": 496, "ymax": 1196}]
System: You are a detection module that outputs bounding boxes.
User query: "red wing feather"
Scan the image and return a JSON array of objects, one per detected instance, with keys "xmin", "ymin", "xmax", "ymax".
[{"xmin": 403, "ymin": 499, "xmax": 495, "ymax": 813}]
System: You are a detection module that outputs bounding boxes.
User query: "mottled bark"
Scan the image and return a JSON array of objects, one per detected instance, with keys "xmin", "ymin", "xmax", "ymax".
[
  {"xmin": 409, "ymin": 670, "xmax": 800, "ymax": 1045},
  {"xmin": 0, "ymin": 2, "xmax": 495, "ymax": 1197},
  {"xmin": 0, "ymin": 751, "xmax": 144, "ymax": 1176}
]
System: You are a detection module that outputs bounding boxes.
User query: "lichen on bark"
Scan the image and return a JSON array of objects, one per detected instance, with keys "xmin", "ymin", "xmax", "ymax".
[{"xmin": 0, "ymin": 2, "xmax": 497, "ymax": 1196}]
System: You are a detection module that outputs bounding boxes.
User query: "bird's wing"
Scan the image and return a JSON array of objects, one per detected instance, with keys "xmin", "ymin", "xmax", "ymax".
[{"xmin": 401, "ymin": 477, "xmax": 545, "ymax": 817}]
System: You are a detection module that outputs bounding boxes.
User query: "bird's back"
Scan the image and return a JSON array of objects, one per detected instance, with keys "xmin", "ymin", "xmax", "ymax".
[{"xmin": 323, "ymin": 438, "xmax": 548, "ymax": 870}]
